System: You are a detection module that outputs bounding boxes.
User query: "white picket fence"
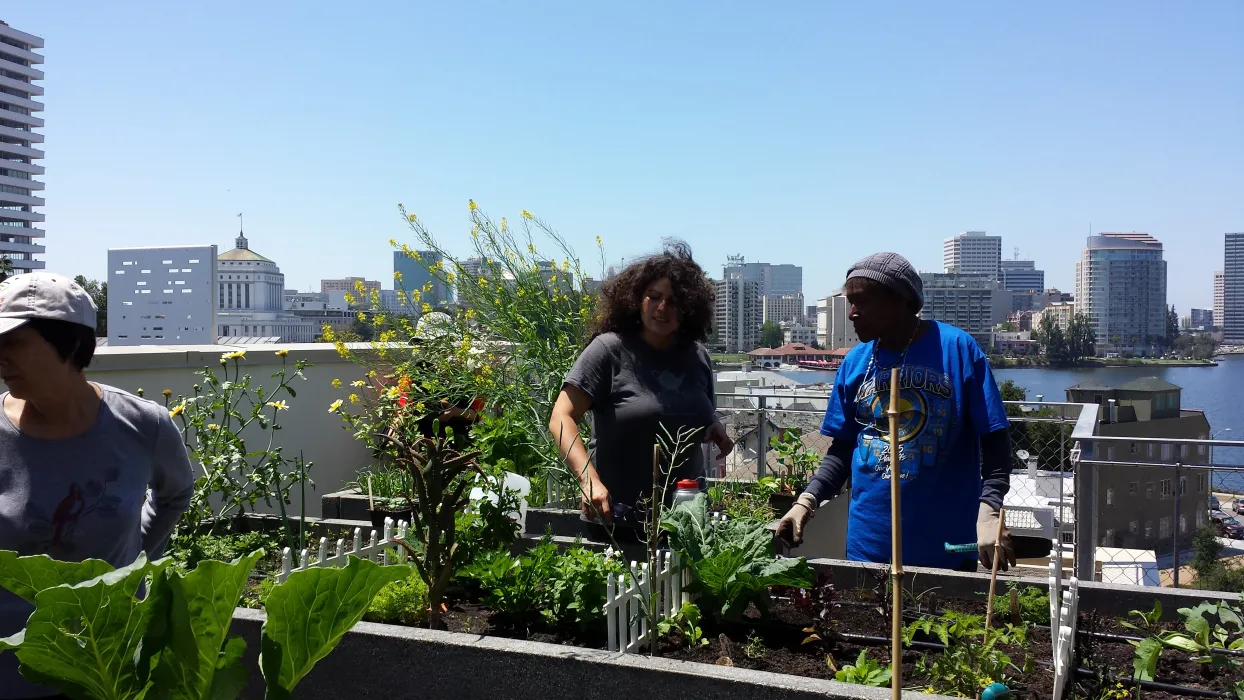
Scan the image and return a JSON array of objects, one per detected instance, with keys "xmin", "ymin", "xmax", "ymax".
[
  {"xmin": 605, "ymin": 551, "xmax": 690, "ymax": 653},
  {"xmin": 277, "ymin": 518, "xmax": 410, "ymax": 583},
  {"xmin": 604, "ymin": 512, "xmax": 726, "ymax": 654},
  {"xmin": 1050, "ymin": 547, "xmax": 1081, "ymax": 700}
]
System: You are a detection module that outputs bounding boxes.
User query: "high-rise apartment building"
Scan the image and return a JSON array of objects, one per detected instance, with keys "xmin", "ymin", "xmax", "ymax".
[
  {"xmin": 943, "ymin": 231, "xmax": 1001, "ymax": 278},
  {"xmin": 714, "ymin": 276, "xmax": 761, "ymax": 354},
  {"xmin": 394, "ymin": 250, "xmax": 449, "ymax": 307},
  {"xmin": 1075, "ymin": 233, "xmax": 1167, "ymax": 354},
  {"xmin": 1224, "ymin": 235, "xmax": 1244, "ymax": 344},
  {"xmin": 761, "ymin": 293, "xmax": 805, "ymax": 324},
  {"xmin": 108, "ymin": 246, "xmax": 218, "ymax": 345},
  {"xmin": 0, "ymin": 22, "xmax": 45, "ymax": 275},
  {"xmin": 919, "ymin": 272, "xmax": 1012, "ymax": 348},
  {"xmin": 1214, "ymin": 270, "xmax": 1225, "ymax": 329},
  {"xmin": 816, "ymin": 293, "xmax": 859, "ymax": 351},
  {"xmin": 1000, "ymin": 259, "xmax": 1045, "ymax": 292},
  {"xmin": 721, "ymin": 259, "xmax": 802, "ymax": 297}
]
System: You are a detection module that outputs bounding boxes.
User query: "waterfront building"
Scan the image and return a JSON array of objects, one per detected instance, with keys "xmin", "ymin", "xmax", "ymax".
[
  {"xmin": 762, "ymin": 293, "xmax": 805, "ymax": 324},
  {"xmin": 721, "ymin": 259, "xmax": 802, "ymax": 297},
  {"xmin": 919, "ymin": 272, "xmax": 1012, "ymax": 347},
  {"xmin": 714, "ymin": 276, "xmax": 761, "ymax": 353},
  {"xmin": 1214, "ymin": 270, "xmax": 1225, "ymax": 329},
  {"xmin": 1075, "ymin": 233, "xmax": 1167, "ymax": 355},
  {"xmin": 1224, "ymin": 235, "xmax": 1244, "ymax": 344},
  {"xmin": 816, "ymin": 293, "xmax": 859, "ymax": 351}
]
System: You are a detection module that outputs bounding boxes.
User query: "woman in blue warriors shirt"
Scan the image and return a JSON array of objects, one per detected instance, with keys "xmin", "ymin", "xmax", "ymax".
[{"xmin": 776, "ymin": 252, "xmax": 1016, "ymax": 572}]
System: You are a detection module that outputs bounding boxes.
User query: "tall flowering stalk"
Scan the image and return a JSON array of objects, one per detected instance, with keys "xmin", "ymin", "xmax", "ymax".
[
  {"xmin": 165, "ymin": 350, "xmax": 313, "ymax": 552},
  {"xmin": 332, "ymin": 201, "xmax": 603, "ymax": 501}
]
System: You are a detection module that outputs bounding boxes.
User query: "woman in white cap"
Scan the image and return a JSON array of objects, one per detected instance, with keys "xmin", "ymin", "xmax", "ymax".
[
  {"xmin": 775, "ymin": 253, "xmax": 1015, "ymax": 572},
  {"xmin": 0, "ymin": 272, "xmax": 195, "ymax": 700}
]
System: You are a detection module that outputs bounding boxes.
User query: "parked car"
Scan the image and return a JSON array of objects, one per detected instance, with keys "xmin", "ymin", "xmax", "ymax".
[
  {"xmin": 1234, "ymin": 499, "xmax": 1244, "ymax": 515},
  {"xmin": 1212, "ymin": 511, "xmax": 1244, "ymax": 539}
]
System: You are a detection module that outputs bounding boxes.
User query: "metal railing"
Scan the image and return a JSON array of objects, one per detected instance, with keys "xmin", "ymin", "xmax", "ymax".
[{"xmin": 717, "ymin": 389, "xmax": 1244, "ymax": 593}]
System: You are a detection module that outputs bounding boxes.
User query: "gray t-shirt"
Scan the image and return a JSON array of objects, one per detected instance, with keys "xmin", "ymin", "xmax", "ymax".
[
  {"xmin": 563, "ymin": 332, "xmax": 716, "ymax": 513},
  {"xmin": 0, "ymin": 384, "xmax": 195, "ymax": 699}
]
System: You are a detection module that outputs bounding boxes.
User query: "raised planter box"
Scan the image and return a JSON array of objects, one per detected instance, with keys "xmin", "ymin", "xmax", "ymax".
[{"xmin": 228, "ymin": 608, "xmax": 957, "ymax": 700}]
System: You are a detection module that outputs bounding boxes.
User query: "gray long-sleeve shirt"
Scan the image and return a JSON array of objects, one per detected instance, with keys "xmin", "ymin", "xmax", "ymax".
[{"xmin": 0, "ymin": 384, "xmax": 195, "ymax": 699}]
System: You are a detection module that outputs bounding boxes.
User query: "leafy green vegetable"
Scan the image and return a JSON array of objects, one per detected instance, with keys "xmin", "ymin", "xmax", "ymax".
[
  {"xmin": 657, "ymin": 602, "xmax": 708, "ymax": 648},
  {"xmin": 662, "ymin": 494, "xmax": 814, "ymax": 622},
  {"xmin": 9, "ymin": 553, "xmax": 173, "ymax": 700},
  {"xmin": 260, "ymin": 555, "xmax": 408, "ymax": 699},
  {"xmin": 904, "ymin": 611, "xmax": 1016, "ymax": 696},
  {"xmin": 152, "ymin": 551, "xmax": 264, "ymax": 699},
  {"xmin": 0, "ymin": 551, "xmax": 114, "ymax": 603},
  {"xmin": 0, "ymin": 548, "xmax": 403, "ymax": 700},
  {"xmin": 835, "ymin": 649, "xmax": 893, "ymax": 687},
  {"xmin": 1132, "ymin": 636, "xmax": 1162, "ymax": 681},
  {"xmin": 1119, "ymin": 599, "xmax": 1162, "ymax": 635}
]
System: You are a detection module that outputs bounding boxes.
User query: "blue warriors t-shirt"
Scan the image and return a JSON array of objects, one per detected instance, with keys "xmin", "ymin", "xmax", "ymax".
[{"xmin": 820, "ymin": 321, "xmax": 1009, "ymax": 570}]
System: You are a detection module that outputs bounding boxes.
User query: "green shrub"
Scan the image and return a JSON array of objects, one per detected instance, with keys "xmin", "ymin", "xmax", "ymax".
[{"xmin": 364, "ymin": 569, "xmax": 429, "ymax": 626}]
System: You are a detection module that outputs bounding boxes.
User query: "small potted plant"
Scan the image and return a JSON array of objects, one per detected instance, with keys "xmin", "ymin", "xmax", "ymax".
[
  {"xmin": 368, "ymin": 494, "xmax": 415, "ymax": 532},
  {"xmin": 767, "ymin": 429, "xmax": 819, "ymax": 513}
]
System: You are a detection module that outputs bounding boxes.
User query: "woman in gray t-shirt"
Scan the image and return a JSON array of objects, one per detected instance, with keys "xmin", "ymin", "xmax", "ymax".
[
  {"xmin": 549, "ymin": 242, "xmax": 733, "ymax": 530},
  {"xmin": 0, "ymin": 273, "xmax": 194, "ymax": 700}
]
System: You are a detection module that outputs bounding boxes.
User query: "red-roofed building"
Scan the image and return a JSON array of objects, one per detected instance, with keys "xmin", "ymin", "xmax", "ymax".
[{"xmin": 747, "ymin": 343, "xmax": 846, "ymax": 368}]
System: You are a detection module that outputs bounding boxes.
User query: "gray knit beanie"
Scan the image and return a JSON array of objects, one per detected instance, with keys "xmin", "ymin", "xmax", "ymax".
[{"xmin": 846, "ymin": 252, "xmax": 923, "ymax": 312}]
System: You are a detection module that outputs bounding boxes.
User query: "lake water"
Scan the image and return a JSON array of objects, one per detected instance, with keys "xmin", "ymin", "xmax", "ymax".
[{"xmin": 775, "ymin": 355, "xmax": 1244, "ymax": 489}]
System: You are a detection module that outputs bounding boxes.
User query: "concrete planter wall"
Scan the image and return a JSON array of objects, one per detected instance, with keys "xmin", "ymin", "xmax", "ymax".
[{"xmin": 228, "ymin": 608, "xmax": 956, "ymax": 700}]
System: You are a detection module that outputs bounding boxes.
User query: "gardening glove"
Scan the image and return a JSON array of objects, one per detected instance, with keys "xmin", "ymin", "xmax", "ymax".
[
  {"xmin": 976, "ymin": 503, "xmax": 1016, "ymax": 572},
  {"xmin": 775, "ymin": 493, "xmax": 817, "ymax": 546}
]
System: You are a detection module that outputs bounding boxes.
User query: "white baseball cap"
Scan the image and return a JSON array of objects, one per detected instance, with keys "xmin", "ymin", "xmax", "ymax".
[{"xmin": 0, "ymin": 272, "xmax": 98, "ymax": 336}]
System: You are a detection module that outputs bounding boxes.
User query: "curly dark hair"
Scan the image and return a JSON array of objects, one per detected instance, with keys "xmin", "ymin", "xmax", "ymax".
[{"xmin": 591, "ymin": 240, "xmax": 715, "ymax": 347}]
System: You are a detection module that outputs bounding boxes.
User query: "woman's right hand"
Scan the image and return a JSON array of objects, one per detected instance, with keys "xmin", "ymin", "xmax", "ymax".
[{"xmin": 579, "ymin": 470, "xmax": 613, "ymax": 524}]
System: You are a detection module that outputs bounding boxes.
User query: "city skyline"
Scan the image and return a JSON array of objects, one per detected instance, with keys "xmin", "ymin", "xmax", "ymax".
[{"xmin": 2, "ymin": 3, "xmax": 1240, "ymax": 313}]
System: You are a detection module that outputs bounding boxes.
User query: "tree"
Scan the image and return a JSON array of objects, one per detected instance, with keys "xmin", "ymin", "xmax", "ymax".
[
  {"xmin": 1190, "ymin": 524, "xmax": 1224, "ymax": 581},
  {"xmin": 1064, "ymin": 313, "xmax": 1096, "ymax": 362},
  {"xmin": 74, "ymin": 276, "xmax": 107, "ymax": 337},
  {"xmin": 998, "ymin": 321, "xmax": 1017, "ymax": 332},
  {"xmin": 759, "ymin": 321, "xmax": 783, "ymax": 349},
  {"xmin": 0, "ymin": 256, "xmax": 11, "ymax": 283},
  {"xmin": 998, "ymin": 379, "xmax": 1027, "ymax": 418},
  {"xmin": 1034, "ymin": 314, "xmax": 1069, "ymax": 364},
  {"xmin": 1166, "ymin": 305, "xmax": 1179, "ymax": 348}
]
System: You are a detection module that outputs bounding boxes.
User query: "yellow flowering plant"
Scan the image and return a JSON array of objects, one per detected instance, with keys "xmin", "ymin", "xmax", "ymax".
[
  {"xmin": 374, "ymin": 201, "xmax": 605, "ymax": 502},
  {"xmin": 161, "ymin": 351, "xmax": 315, "ymax": 555}
]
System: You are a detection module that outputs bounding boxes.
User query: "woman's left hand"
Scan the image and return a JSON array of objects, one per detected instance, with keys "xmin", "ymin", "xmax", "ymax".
[{"xmin": 704, "ymin": 421, "xmax": 734, "ymax": 458}]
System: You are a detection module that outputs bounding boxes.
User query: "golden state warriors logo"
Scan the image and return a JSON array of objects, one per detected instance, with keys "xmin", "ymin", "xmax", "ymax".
[{"xmin": 866, "ymin": 388, "xmax": 928, "ymax": 443}]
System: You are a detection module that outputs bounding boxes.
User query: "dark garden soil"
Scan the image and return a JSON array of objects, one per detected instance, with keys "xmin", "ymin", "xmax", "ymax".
[
  {"xmin": 437, "ymin": 587, "xmax": 1061, "ymax": 699},
  {"xmin": 1074, "ymin": 611, "xmax": 1244, "ymax": 700}
]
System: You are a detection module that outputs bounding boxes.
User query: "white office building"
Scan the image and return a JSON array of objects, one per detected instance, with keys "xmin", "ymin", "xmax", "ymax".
[
  {"xmin": 0, "ymin": 22, "xmax": 45, "ymax": 275},
  {"xmin": 722, "ymin": 259, "xmax": 802, "ymax": 297},
  {"xmin": 1215, "ymin": 270, "xmax": 1225, "ymax": 330},
  {"xmin": 715, "ymin": 276, "xmax": 761, "ymax": 354},
  {"xmin": 1000, "ymin": 259, "xmax": 1045, "ymax": 292},
  {"xmin": 1074, "ymin": 232, "xmax": 1167, "ymax": 354},
  {"xmin": 816, "ymin": 293, "xmax": 859, "ymax": 351},
  {"xmin": 762, "ymin": 293, "xmax": 805, "ymax": 325},
  {"xmin": 920, "ymin": 272, "xmax": 1013, "ymax": 348},
  {"xmin": 781, "ymin": 322, "xmax": 817, "ymax": 346},
  {"xmin": 108, "ymin": 246, "xmax": 218, "ymax": 345},
  {"xmin": 216, "ymin": 230, "xmax": 319, "ymax": 342},
  {"xmin": 943, "ymin": 231, "xmax": 1002, "ymax": 278}
]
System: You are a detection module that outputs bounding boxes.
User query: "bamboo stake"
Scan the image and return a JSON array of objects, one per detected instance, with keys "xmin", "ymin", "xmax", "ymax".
[
  {"xmin": 984, "ymin": 507, "xmax": 1007, "ymax": 634},
  {"xmin": 887, "ymin": 366, "xmax": 903, "ymax": 700},
  {"xmin": 367, "ymin": 475, "xmax": 375, "ymax": 511},
  {"xmin": 649, "ymin": 442, "xmax": 661, "ymax": 658}
]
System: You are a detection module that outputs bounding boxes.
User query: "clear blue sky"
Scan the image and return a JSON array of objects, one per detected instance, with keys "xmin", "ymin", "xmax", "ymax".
[{"xmin": 6, "ymin": 1, "xmax": 1242, "ymax": 312}]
